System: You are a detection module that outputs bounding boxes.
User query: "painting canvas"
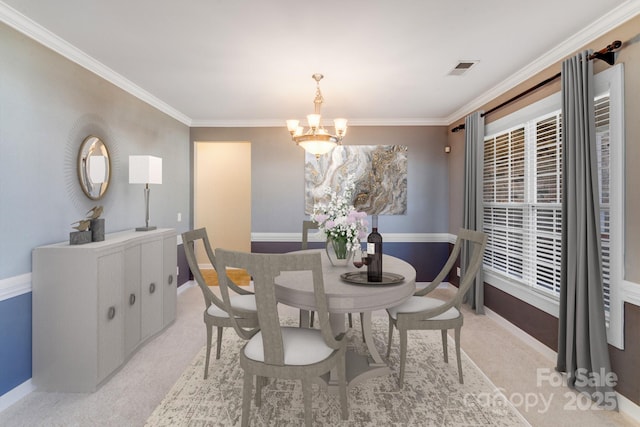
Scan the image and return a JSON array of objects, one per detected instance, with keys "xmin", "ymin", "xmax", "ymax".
[{"xmin": 304, "ymin": 145, "xmax": 408, "ymax": 215}]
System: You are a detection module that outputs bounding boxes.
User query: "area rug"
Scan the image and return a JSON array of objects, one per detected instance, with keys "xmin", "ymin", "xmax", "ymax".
[{"xmin": 145, "ymin": 317, "xmax": 529, "ymax": 426}]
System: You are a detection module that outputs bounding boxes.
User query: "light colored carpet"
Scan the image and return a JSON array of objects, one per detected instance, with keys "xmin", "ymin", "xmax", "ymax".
[{"xmin": 145, "ymin": 317, "xmax": 529, "ymax": 426}]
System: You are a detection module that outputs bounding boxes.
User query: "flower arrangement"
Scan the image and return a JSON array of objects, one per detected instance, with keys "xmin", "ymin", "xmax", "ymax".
[{"xmin": 311, "ymin": 176, "xmax": 369, "ymax": 259}]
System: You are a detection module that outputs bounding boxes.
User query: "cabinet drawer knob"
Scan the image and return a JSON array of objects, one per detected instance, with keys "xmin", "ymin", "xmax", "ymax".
[
  {"xmin": 108, "ymin": 306, "xmax": 116, "ymax": 320},
  {"xmin": 168, "ymin": 274, "xmax": 174, "ymax": 285},
  {"xmin": 149, "ymin": 282, "xmax": 156, "ymax": 294},
  {"xmin": 129, "ymin": 293, "xmax": 136, "ymax": 306}
]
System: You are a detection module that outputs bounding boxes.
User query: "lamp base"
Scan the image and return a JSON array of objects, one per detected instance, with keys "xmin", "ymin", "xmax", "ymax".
[{"xmin": 135, "ymin": 226, "xmax": 157, "ymax": 232}]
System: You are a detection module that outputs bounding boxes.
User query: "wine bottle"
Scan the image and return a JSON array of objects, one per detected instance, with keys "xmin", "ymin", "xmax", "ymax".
[{"xmin": 367, "ymin": 215, "xmax": 383, "ymax": 282}]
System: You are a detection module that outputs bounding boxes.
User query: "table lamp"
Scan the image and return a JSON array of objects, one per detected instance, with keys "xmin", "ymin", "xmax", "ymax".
[{"xmin": 129, "ymin": 155, "xmax": 162, "ymax": 231}]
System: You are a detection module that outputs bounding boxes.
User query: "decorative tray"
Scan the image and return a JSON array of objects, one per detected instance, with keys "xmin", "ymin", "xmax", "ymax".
[{"xmin": 340, "ymin": 271, "xmax": 405, "ymax": 286}]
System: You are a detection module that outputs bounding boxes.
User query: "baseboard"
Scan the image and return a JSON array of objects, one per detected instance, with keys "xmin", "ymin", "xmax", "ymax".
[
  {"xmin": 0, "ymin": 379, "xmax": 35, "ymax": 413},
  {"xmin": 618, "ymin": 393, "xmax": 640, "ymax": 424},
  {"xmin": 177, "ymin": 280, "xmax": 196, "ymax": 295}
]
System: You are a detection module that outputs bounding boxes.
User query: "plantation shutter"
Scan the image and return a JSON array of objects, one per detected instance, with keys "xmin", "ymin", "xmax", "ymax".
[
  {"xmin": 595, "ymin": 95, "xmax": 611, "ymax": 312},
  {"xmin": 482, "ymin": 127, "xmax": 526, "ymax": 279},
  {"xmin": 531, "ymin": 113, "xmax": 562, "ymax": 295}
]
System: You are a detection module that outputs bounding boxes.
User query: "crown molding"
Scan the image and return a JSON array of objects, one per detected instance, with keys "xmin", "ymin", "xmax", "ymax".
[
  {"xmin": 0, "ymin": 1, "xmax": 192, "ymax": 126},
  {"xmin": 190, "ymin": 117, "xmax": 449, "ymax": 128},
  {"xmin": 445, "ymin": 0, "xmax": 640, "ymax": 125}
]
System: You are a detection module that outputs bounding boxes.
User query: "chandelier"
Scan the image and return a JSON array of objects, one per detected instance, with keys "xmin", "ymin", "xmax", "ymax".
[{"xmin": 286, "ymin": 74, "xmax": 348, "ymax": 157}]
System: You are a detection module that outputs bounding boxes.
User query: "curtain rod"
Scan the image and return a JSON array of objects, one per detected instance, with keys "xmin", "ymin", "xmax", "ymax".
[{"xmin": 451, "ymin": 40, "xmax": 622, "ymax": 133}]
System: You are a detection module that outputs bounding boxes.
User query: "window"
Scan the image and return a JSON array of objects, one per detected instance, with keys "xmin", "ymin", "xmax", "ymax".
[
  {"xmin": 483, "ymin": 111, "xmax": 563, "ymax": 297},
  {"xmin": 481, "ymin": 64, "xmax": 624, "ymax": 348}
]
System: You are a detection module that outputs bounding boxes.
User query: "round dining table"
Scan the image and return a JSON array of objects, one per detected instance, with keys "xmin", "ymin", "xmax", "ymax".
[{"xmin": 275, "ymin": 249, "xmax": 416, "ymax": 390}]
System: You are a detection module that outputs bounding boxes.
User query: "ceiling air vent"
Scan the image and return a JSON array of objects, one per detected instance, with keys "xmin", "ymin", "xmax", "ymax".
[{"xmin": 449, "ymin": 60, "xmax": 479, "ymax": 76}]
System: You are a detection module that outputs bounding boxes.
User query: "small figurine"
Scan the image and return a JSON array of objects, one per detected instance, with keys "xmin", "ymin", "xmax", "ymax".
[
  {"xmin": 71, "ymin": 219, "xmax": 91, "ymax": 231},
  {"xmin": 86, "ymin": 205, "xmax": 103, "ymax": 220}
]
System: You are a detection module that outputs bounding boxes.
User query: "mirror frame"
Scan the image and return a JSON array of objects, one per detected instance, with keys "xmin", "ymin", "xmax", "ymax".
[{"xmin": 77, "ymin": 135, "xmax": 111, "ymax": 200}]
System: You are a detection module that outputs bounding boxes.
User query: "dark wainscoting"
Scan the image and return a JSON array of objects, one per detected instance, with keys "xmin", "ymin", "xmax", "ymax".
[
  {"xmin": 484, "ymin": 284, "xmax": 558, "ymax": 351},
  {"xmin": 177, "ymin": 243, "xmax": 191, "ymax": 286},
  {"xmin": 251, "ymin": 241, "xmax": 450, "ymax": 283},
  {"xmin": 609, "ymin": 302, "xmax": 640, "ymax": 404},
  {"xmin": 483, "ymin": 282, "xmax": 640, "ymax": 406}
]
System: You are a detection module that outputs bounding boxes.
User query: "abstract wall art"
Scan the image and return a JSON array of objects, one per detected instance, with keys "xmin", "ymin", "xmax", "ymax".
[{"xmin": 304, "ymin": 145, "xmax": 408, "ymax": 215}]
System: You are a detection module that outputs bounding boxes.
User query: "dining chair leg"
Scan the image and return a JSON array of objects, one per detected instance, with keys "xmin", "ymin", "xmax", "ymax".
[
  {"xmin": 441, "ymin": 329, "xmax": 448, "ymax": 363},
  {"xmin": 455, "ymin": 326, "xmax": 463, "ymax": 384},
  {"xmin": 301, "ymin": 379, "xmax": 312, "ymax": 427},
  {"xmin": 299, "ymin": 310, "xmax": 311, "ymax": 328},
  {"xmin": 255, "ymin": 376, "xmax": 265, "ymax": 407},
  {"xmin": 215, "ymin": 326, "xmax": 223, "ymax": 359},
  {"xmin": 241, "ymin": 373, "xmax": 253, "ymax": 427},
  {"xmin": 348, "ymin": 313, "xmax": 353, "ymax": 328},
  {"xmin": 310, "ymin": 311, "xmax": 315, "ymax": 327},
  {"xmin": 204, "ymin": 324, "xmax": 213, "ymax": 379},
  {"xmin": 398, "ymin": 328, "xmax": 407, "ymax": 388},
  {"xmin": 386, "ymin": 316, "xmax": 394, "ymax": 358},
  {"xmin": 338, "ymin": 354, "xmax": 349, "ymax": 420}
]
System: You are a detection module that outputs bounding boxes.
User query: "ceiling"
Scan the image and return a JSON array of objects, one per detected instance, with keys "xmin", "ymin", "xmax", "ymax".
[{"xmin": 1, "ymin": 0, "xmax": 636, "ymax": 126}]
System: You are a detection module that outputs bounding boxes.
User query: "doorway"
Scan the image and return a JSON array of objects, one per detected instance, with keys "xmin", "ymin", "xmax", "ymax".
[{"xmin": 194, "ymin": 141, "xmax": 251, "ymax": 267}]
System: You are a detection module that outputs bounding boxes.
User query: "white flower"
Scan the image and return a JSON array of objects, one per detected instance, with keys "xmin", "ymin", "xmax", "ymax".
[{"xmin": 311, "ymin": 175, "xmax": 369, "ymax": 251}]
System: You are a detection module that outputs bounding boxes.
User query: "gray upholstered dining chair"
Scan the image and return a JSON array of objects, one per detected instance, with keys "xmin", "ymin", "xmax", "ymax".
[
  {"xmin": 181, "ymin": 228, "xmax": 258, "ymax": 379},
  {"xmin": 301, "ymin": 220, "xmax": 353, "ymax": 329},
  {"xmin": 386, "ymin": 228, "xmax": 487, "ymax": 387},
  {"xmin": 215, "ymin": 248, "xmax": 349, "ymax": 427}
]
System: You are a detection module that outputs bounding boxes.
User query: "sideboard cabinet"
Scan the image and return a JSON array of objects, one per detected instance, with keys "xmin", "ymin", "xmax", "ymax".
[{"xmin": 32, "ymin": 228, "xmax": 177, "ymax": 392}]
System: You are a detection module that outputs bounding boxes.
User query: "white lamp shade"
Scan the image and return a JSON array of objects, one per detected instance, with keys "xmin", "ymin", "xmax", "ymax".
[
  {"xmin": 88, "ymin": 155, "xmax": 107, "ymax": 183},
  {"xmin": 129, "ymin": 155, "xmax": 162, "ymax": 184}
]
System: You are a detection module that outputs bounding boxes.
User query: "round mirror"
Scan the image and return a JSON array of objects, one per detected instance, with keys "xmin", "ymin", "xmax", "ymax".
[{"xmin": 77, "ymin": 135, "xmax": 111, "ymax": 200}]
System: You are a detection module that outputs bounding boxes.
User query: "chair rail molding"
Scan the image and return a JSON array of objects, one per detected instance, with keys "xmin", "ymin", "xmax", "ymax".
[
  {"xmin": 0, "ymin": 273, "xmax": 32, "ymax": 302},
  {"xmin": 251, "ymin": 232, "xmax": 456, "ymax": 244}
]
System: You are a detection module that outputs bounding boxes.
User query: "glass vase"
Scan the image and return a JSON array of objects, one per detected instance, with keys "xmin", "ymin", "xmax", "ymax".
[{"xmin": 326, "ymin": 236, "xmax": 353, "ymax": 267}]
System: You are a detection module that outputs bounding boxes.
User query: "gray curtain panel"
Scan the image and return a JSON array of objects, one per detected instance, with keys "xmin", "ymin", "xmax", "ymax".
[
  {"xmin": 462, "ymin": 111, "xmax": 485, "ymax": 314},
  {"xmin": 556, "ymin": 50, "xmax": 617, "ymax": 409}
]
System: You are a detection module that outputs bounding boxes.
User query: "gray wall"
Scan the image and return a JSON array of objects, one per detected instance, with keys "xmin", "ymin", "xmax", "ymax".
[
  {"xmin": 0, "ymin": 22, "xmax": 191, "ymax": 278},
  {"xmin": 191, "ymin": 126, "xmax": 450, "ymax": 233}
]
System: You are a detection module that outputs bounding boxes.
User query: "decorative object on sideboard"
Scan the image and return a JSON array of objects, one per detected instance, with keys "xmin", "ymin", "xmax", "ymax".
[
  {"xmin": 69, "ymin": 219, "xmax": 92, "ymax": 245},
  {"xmin": 69, "ymin": 205, "xmax": 105, "ymax": 244},
  {"xmin": 286, "ymin": 73, "xmax": 348, "ymax": 158},
  {"xmin": 87, "ymin": 205, "xmax": 105, "ymax": 242},
  {"xmin": 129, "ymin": 155, "xmax": 163, "ymax": 231},
  {"xmin": 77, "ymin": 135, "xmax": 111, "ymax": 200}
]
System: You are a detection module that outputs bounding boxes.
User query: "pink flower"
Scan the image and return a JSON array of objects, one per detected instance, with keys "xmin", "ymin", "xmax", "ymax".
[
  {"xmin": 315, "ymin": 214, "xmax": 328, "ymax": 223},
  {"xmin": 325, "ymin": 220, "xmax": 335, "ymax": 229}
]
